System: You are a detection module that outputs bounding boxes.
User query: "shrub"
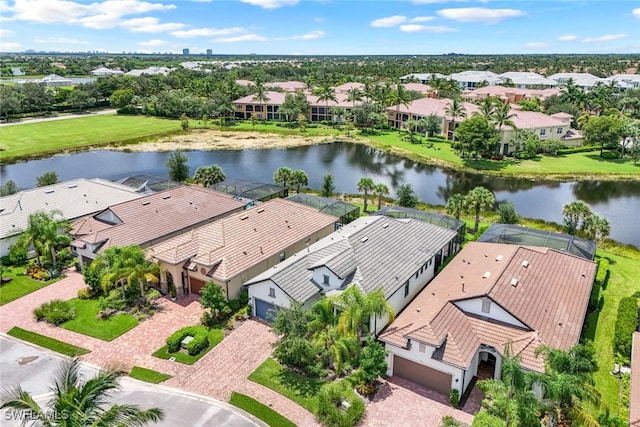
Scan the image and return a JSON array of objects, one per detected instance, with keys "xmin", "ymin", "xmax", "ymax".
[
  {"xmin": 497, "ymin": 201, "xmax": 519, "ymax": 224},
  {"xmin": 166, "ymin": 325, "xmax": 209, "ymax": 355},
  {"xmin": 472, "ymin": 410, "xmax": 506, "ymax": 427},
  {"xmin": 8, "ymin": 245, "xmax": 27, "ymax": 266},
  {"xmin": 601, "ymin": 150, "xmax": 619, "ymax": 160},
  {"xmin": 449, "ymin": 389, "xmax": 460, "ymax": 407},
  {"xmin": 98, "ymin": 290, "xmax": 127, "ymax": 312},
  {"xmin": 33, "ymin": 299, "xmax": 76, "ymax": 325},
  {"xmin": 556, "ymin": 146, "xmax": 600, "ymax": 155},
  {"xmin": 146, "ymin": 288, "xmax": 161, "ymax": 300},
  {"xmin": 225, "ymin": 319, "xmax": 235, "ymax": 330},
  {"xmin": 77, "ymin": 287, "xmax": 93, "ymax": 299},
  {"xmin": 273, "ymin": 336, "xmax": 320, "ymax": 376},
  {"xmin": 316, "ymin": 382, "xmax": 366, "ymax": 427},
  {"xmin": 441, "ymin": 415, "xmax": 462, "ymax": 427},
  {"xmin": 596, "ymin": 257, "xmax": 610, "ymax": 288},
  {"xmin": 612, "ymin": 296, "xmax": 640, "ymax": 358},
  {"xmin": 25, "ymin": 264, "xmax": 50, "ymax": 281},
  {"xmin": 588, "ymin": 280, "xmax": 601, "ymax": 311}
]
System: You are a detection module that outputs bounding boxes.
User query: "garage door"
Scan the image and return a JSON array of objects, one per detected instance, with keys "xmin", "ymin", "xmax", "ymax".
[
  {"xmin": 190, "ymin": 278, "xmax": 206, "ymax": 294},
  {"xmin": 393, "ymin": 356, "xmax": 452, "ymax": 395},
  {"xmin": 255, "ymin": 299, "xmax": 278, "ymax": 322}
]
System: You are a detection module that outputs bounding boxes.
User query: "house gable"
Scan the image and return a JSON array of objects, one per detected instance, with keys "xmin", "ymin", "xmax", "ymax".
[{"xmin": 453, "ymin": 296, "xmax": 527, "ymax": 329}]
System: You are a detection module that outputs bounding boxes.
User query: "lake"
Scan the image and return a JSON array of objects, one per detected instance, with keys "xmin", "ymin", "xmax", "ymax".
[{"xmin": 1, "ymin": 142, "xmax": 639, "ymax": 247}]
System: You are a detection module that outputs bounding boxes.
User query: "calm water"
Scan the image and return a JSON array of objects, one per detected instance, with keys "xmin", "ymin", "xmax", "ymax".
[{"xmin": 1, "ymin": 142, "xmax": 639, "ymax": 247}]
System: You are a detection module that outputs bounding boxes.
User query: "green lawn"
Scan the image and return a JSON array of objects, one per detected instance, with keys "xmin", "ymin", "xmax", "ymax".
[
  {"xmin": 204, "ymin": 120, "xmax": 342, "ymax": 137},
  {"xmin": 7, "ymin": 326, "xmax": 90, "ymax": 357},
  {"xmin": 0, "ymin": 115, "xmax": 181, "ymax": 162},
  {"xmin": 152, "ymin": 328, "xmax": 224, "ymax": 365},
  {"xmin": 128, "ymin": 366, "xmax": 172, "ymax": 384},
  {"xmin": 229, "ymin": 392, "xmax": 296, "ymax": 427},
  {"xmin": 0, "ymin": 266, "xmax": 62, "ymax": 306},
  {"xmin": 582, "ymin": 249, "xmax": 640, "ymax": 419},
  {"xmin": 60, "ymin": 298, "xmax": 138, "ymax": 341}
]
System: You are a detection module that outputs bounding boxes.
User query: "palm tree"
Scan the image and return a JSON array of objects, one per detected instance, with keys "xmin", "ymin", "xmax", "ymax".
[
  {"xmin": 0, "ymin": 358, "xmax": 164, "ymax": 426},
  {"xmin": 465, "ymin": 186, "xmax": 495, "ymax": 232},
  {"xmin": 389, "ymin": 83, "xmax": 412, "ymax": 129},
  {"xmin": 251, "ymin": 81, "xmax": 270, "ymax": 122},
  {"xmin": 424, "ymin": 114, "xmax": 442, "ymax": 137},
  {"xmin": 561, "ymin": 200, "xmax": 592, "ymax": 235},
  {"xmin": 99, "ymin": 245, "xmax": 160, "ymax": 299},
  {"xmin": 444, "ymin": 98, "xmax": 467, "ymax": 142},
  {"xmin": 273, "ymin": 166, "xmax": 293, "ymax": 188},
  {"xmin": 192, "ymin": 165, "xmax": 225, "ymax": 187},
  {"xmin": 357, "ymin": 177, "xmax": 376, "ymax": 213},
  {"xmin": 333, "ymin": 286, "xmax": 394, "ymax": 338},
  {"xmin": 373, "ymin": 183, "xmax": 389, "ymax": 210},
  {"xmin": 15, "ymin": 210, "xmax": 72, "ymax": 275},
  {"xmin": 492, "ymin": 102, "xmax": 517, "ymax": 131},
  {"xmin": 290, "ymin": 169, "xmax": 309, "ymax": 193},
  {"xmin": 582, "ymin": 213, "xmax": 610, "ymax": 241},
  {"xmin": 445, "ymin": 193, "xmax": 465, "ymax": 219},
  {"xmin": 345, "ymin": 87, "xmax": 363, "ymax": 104},
  {"xmin": 313, "ymin": 84, "xmax": 337, "ymax": 121},
  {"xmin": 403, "ymin": 118, "xmax": 421, "ymax": 143},
  {"xmin": 479, "ymin": 97, "xmax": 497, "ymax": 119}
]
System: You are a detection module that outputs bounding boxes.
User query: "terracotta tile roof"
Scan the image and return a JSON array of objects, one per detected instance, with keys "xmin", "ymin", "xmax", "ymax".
[
  {"xmin": 71, "ymin": 185, "xmax": 245, "ymax": 251},
  {"xmin": 402, "ymin": 83, "xmax": 432, "ymax": 94},
  {"xmin": 506, "ymin": 110, "xmax": 567, "ymax": 130},
  {"xmin": 333, "ymin": 82, "xmax": 365, "ymax": 93},
  {"xmin": 388, "ymin": 97, "xmax": 479, "ymax": 119},
  {"xmin": 630, "ymin": 332, "xmax": 640, "ymax": 426},
  {"xmin": 149, "ymin": 199, "xmax": 337, "ymax": 282},
  {"xmin": 381, "ymin": 242, "xmax": 596, "ymax": 372},
  {"xmin": 233, "ymin": 91, "xmax": 287, "ymax": 105},
  {"xmin": 267, "ymin": 81, "xmax": 306, "ymax": 91}
]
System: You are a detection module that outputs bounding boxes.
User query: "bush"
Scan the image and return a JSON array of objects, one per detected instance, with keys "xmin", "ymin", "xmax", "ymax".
[
  {"xmin": 472, "ymin": 410, "xmax": 506, "ymax": 427},
  {"xmin": 273, "ymin": 336, "xmax": 322, "ymax": 376},
  {"xmin": 166, "ymin": 325, "xmax": 210, "ymax": 355},
  {"xmin": 596, "ymin": 257, "xmax": 610, "ymax": 288},
  {"xmin": 98, "ymin": 290, "xmax": 127, "ymax": 312},
  {"xmin": 588, "ymin": 280, "xmax": 601, "ymax": 311},
  {"xmin": 25, "ymin": 264, "xmax": 50, "ymax": 281},
  {"xmin": 77, "ymin": 287, "xmax": 93, "ymax": 299},
  {"xmin": 316, "ymin": 382, "xmax": 365, "ymax": 427},
  {"xmin": 8, "ymin": 246, "xmax": 27, "ymax": 266},
  {"xmin": 612, "ymin": 296, "xmax": 640, "ymax": 358},
  {"xmin": 449, "ymin": 389, "xmax": 460, "ymax": 407},
  {"xmin": 556, "ymin": 146, "xmax": 601, "ymax": 155},
  {"xmin": 146, "ymin": 288, "xmax": 161, "ymax": 300},
  {"xmin": 33, "ymin": 299, "xmax": 76, "ymax": 325},
  {"xmin": 601, "ymin": 150, "xmax": 619, "ymax": 160},
  {"xmin": 497, "ymin": 201, "xmax": 519, "ymax": 224},
  {"xmin": 441, "ymin": 415, "xmax": 462, "ymax": 427}
]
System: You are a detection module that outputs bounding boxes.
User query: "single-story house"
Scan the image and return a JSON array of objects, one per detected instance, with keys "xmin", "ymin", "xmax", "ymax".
[
  {"xmin": 0, "ymin": 179, "xmax": 142, "ymax": 258},
  {"xmin": 38, "ymin": 74, "xmax": 74, "ymax": 87},
  {"xmin": 448, "ymin": 71, "xmax": 503, "ymax": 90},
  {"xmin": 148, "ymin": 198, "xmax": 337, "ymax": 299},
  {"xmin": 498, "ymin": 72, "xmax": 557, "ymax": 88},
  {"xmin": 380, "ymin": 242, "xmax": 596, "ymax": 397},
  {"xmin": 90, "ymin": 67, "xmax": 124, "ymax": 77},
  {"xmin": 463, "ymin": 85, "xmax": 561, "ymax": 103},
  {"xmin": 244, "ymin": 216, "xmax": 459, "ymax": 334},
  {"xmin": 631, "ymin": 332, "xmax": 640, "ymax": 426},
  {"xmin": 399, "ymin": 73, "xmax": 446, "ymax": 85},
  {"xmin": 125, "ymin": 67, "xmax": 174, "ymax": 77},
  {"xmin": 71, "ymin": 185, "xmax": 246, "ymax": 268}
]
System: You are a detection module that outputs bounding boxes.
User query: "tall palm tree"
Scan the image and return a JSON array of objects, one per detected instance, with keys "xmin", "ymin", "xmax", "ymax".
[
  {"xmin": 16, "ymin": 210, "xmax": 72, "ymax": 275},
  {"xmin": 0, "ymin": 358, "xmax": 164, "ymax": 426},
  {"xmin": 479, "ymin": 97, "xmax": 497, "ymax": 119},
  {"xmin": 492, "ymin": 102, "xmax": 517, "ymax": 131},
  {"xmin": 445, "ymin": 193, "xmax": 465, "ymax": 219},
  {"xmin": 99, "ymin": 245, "xmax": 160, "ymax": 299},
  {"xmin": 357, "ymin": 177, "xmax": 376, "ymax": 212},
  {"xmin": 389, "ymin": 83, "xmax": 412, "ymax": 129},
  {"xmin": 345, "ymin": 87, "xmax": 363, "ymax": 104},
  {"xmin": 372, "ymin": 183, "xmax": 389, "ymax": 210},
  {"xmin": 424, "ymin": 114, "xmax": 442, "ymax": 137},
  {"xmin": 192, "ymin": 165, "xmax": 225, "ymax": 187},
  {"xmin": 290, "ymin": 169, "xmax": 309, "ymax": 193},
  {"xmin": 582, "ymin": 213, "xmax": 610, "ymax": 241},
  {"xmin": 251, "ymin": 81, "xmax": 270, "ymax": 122},
  {"xmin": 333, "ymin": 286, "xmax": 394, "ymax": 338},
  {"xmin": 465, "ymin": 186, "xmax": 495, "ymax": 232},
  {"xmin": 444, "ymin": 98, "xmax": 467, "ymax": 143},
  {"xmin": 273, "ymin": 166, "xmax": 293, "ymax": 188},
  {"xmin": 313, "ymin": 84, "xmax": 337, "ymax": 121},
  {"xmin": 561, "ymin": 200, "xmax": 592, "ymax": 235}
]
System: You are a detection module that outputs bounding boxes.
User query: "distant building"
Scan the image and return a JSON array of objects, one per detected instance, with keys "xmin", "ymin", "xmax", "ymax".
[
  {"xmin": 206, "ymin": 49, "xmax": 213, "ymax": 55},
  {"xmin": 183, "ymin": 48, "xmax": 190, "ymax": 55},
  {"xmin": 90, "ymin": 67, "xmax": 124, "ymax": 77}
]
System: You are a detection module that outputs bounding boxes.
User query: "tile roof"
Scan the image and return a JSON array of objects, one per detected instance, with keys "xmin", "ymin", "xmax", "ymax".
[
  {"xmin": 499, "ymin": 72, "xmax": 557, "ymax": 87},
  {"xmin": 333, "ymin": 82, "xmax": 365, "ymax": 93},
  {"xmin": 245, "ymin": 216, "xmax": 457, "ymax": 303},
  {"xmin": 381, "ymin": 242, "xmax": 596, "ymax": 372},
  {"xmin": 630, "ymin": 332, "xmax": 640, "ymax": 426},
  {"xmin": 71, "ymin": 185, "xmax": 245, "ymax": 251},
  {"xmin": 388, "ymin": 97, "xmax": 479, "ymax": 119},
  {"xmin": 267, "ymin": 81, "xmax": 306, "ymax": 91},
  {"xmin": 506, "ymin": 109, "xmax": 567, "ymax": 130},
  {"xmin": 149, "ymin": 198, "xmax": 337, "ymax": 282},
  {"xmin": 402, "ymin": 83, "xmax": 432, "ymax": 94},
  {"xmin": 233, "ymin": 91, "xmax": 287, "ymax": 105},
  {"xmin": 1, "ymin": 178, "xmax": 141, "ymax": 239}
]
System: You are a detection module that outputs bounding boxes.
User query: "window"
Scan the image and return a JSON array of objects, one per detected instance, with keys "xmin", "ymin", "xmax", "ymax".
[
  {"xmin": 415, "ymin": 271, "xmax": 419, "ymax": 280},
  {"xmin": 269, "ymin": 288, "xmax": 275, "ymax": 297},
  {"xmin": 540, "ymin": 129, "xmax": 546, "ymax": 136},
  {"xmin": 323, "ymin": 275, "xmax": 330, "ymax": 285},
  {"xmin": 557, "ymin": 127, "xmax": 563, "ymax": 134},
  {"xmin": 481, "ymin": 298, "xmax": 491, "ymax": 314},
  {"xmin": 279, "ymin": 252, "xmax": 285, "ymax": 261},
  {"xmin": 419, "ymin": 343, "xmax": 426, "ymax": 353},
  {"xmin": 404, "ymin": 281, "xmax": 410, "ymax": 298},
  {"xmin": 246, "ymin": 105, "xmax": 253, "ymax": 112}
]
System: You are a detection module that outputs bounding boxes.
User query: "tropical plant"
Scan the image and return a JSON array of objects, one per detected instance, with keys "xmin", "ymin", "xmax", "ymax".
[
  {"xmin": 320, "ymin": 173, "xmax": 335, "ymax": 197},
  {"xmin": 14, "ymin": 210, "xmax": 72, "ymax": 275},
  {"xmin": 478, "ymin": 97, "xmax": 497, "ymax": 119},
  {"xmin": 314, "ymin": 84, "xmax": 337, "ymax": 120},
  {"xmin": 396, "ymin": 183, "xmax": 418, "ymax": 208},
  {"xmin": 492, "ymin": 102, "xmax": 517, "ymax": 130},
  {"xmin": 290, "ymin": 169, "xmax": 309, "ymax": 193},
  {"xmin": 251, "ymin": 80, "xmax": 270, "ymax": 122},
  {"xmin": 582, "ymin": 214, "xmax": 611, "ymax": 241},
  {"xmin": 424, "ymin": 114, "xmax": 442, "ymax": 138},
  {"xmin": 273, "ymin": 167, "xmax": 293, "ymax": 188},
  {"xmin": 0, "ymin": 358, "xmax": 164, "ymax": 426},
  {"xmin": 98, "ymin": 245, "xmax": 160, "ymax": 299},
  {"xmin": 332, "ymin": 286, "xmax": 394, "ymax": 338},
  {"xmin": 444, "ymin": 98, "xmax": 467, "ymax": 144},
  {"xmin": 497, "ymin": 201, "xmax": 519, "ymax": 224},
  {"xmin": 192, "ymin": 165, "xmax": 225, "ymax": 187},
  {"xmin": 36, "ymin": 171, "xmax": 59, "ymax": 187},
  {"xmin": 372, "ymin": 183, "xmax": 389, "ymax": 210},
  {"xmin": 455, "ymin": 115, "xmax": 500, "ymax": 160},
  {"xmin": 561, "ymin": 200, "xmax": 592, "ymax": 235},
  {"xmin": 0, "ymin": 180, "xmax": 19, "ymax": 196},
  {"xmin": 389, "ymin": 83, "xmax": 412, "ymax": 128},
  {"xmin": 445, "ymin": 194, "xmax": 465, "ymax": 220},
  {"xmin": 165, "ymin": 150, "xmax": 189, "ymax": 182},
  {"xmin": 357, "ymin": 177, "xmax": 375, "ymax": 212},
  {"xmin": 465, "ymin": 187, "xmax": 495, "ymax": 232}
]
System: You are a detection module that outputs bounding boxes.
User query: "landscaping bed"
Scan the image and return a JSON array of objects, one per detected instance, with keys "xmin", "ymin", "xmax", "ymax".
[
  {"xmin": 152, "ymin": 327, "xmax": 224, "ymax": 365},
  {"xmin": 229, "ymin": 392, "xmax": 296, "ymax": 427},
  {"xmin": 129, "ymin": 366, "xmax": 172, "ymax": 384},
  {"xmin": 60, "ymin": 298, "xmax": 138, "ymax": 341},
  {"xmin": 0, "ymin": 266, "xmax": 62, "ymax": 306},
  {"xmin": 7, "ymin": 327, "xmax": 90, "ymax": 357}
]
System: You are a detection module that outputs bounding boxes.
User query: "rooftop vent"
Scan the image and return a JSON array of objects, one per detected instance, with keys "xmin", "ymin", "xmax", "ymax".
[
  {"xmin": 257, "ymin": 208, "xmax": 265, "ymax": 213},
  {"xmin": 382, "ymin": 223, "xmax": 389, "ymax": 229},
  {"xmin": 361, "ymin": 236, "xmax": 369, "ymax": 243},
  {"xmin": 240, "ymin": 214, "xmax": 249, "ymax": 220},
  {"xmin": 68, "ymin": 184, "xmax": 78, "ymax": 189},
  {"xmin": 510, "ymin": 278, "xmax": 519, "ymax": 287},
  {"xmin": 162, "ymin": 195, "xmax": 171, "ymax": 200},
  {"xmin": 482, "ymin": 271, "xmax": 491, "ymax": 279},
  {"xmin": 521, "ymin": 260, "xmax": 529, "ymax": 268},
  {"xmin": 44, "ymin": 190, "xmax": 55, "ymax": 194},
  {"xmin": 141, "ymin": 201, "xmax": 151, "ymax": 206},
  {"xmin": 495, "ymin": 255, "xmax": 503, "ymax": 261}
]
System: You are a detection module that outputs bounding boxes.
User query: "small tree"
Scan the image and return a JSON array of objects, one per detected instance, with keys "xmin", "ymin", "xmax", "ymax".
[
  {"xmin": 273, "ymin": 167, "xmax": 293, "ymax": 188},
  {"xmin": 465, "ymin": 186, "xmax": 495, "ymax": 232},
  {"xmin": 0, "ymin": 180, "xmax": 19, "ymax": 196},
  {"xmin": 424, "ymin": 114, "xmax": 442, "ymax": 137},
  {"xmin": 497, "ymin": 201, "xmax": 519, "ymax": 224},
  {"xmin": 200, "ymin": 281, "xmax": 228, "ymax": 321},
  {"xmin": 192, "ymin": 165, "xmax": 225, "ymax": 187},
  {"xmin": 180, "ymin": 113, "xmax": 190, "ymax": 130},
  {"xmin": 357, "ymin": 177, "xmax": 375, "ymax": 212},
  {"xmin": 396, "ymin": 183, "xmax": 418, "ymax": 208},
  {"xmin": 320, "ymin": 173, "xmax": 335, "ymax": 197},
  {"xmin": 291, "ymin": 169, "xmax": 309, "ymax": 193},
  {"xmin": 445, "ymin": 194, "xmax": 465, "ymax": 220},
  {"xmin": 373, "ymin": 183, "xmax": 389, "ymax": 210},
  {"xmin": 36, "ymin": 171, "xmax": 59, "ymax": 187},
  {"xmin": 165, "ymin": 150, "xmax": 189, "ymax": 182},
  {"xmin": 358, "ymin": 336, "xmax": 387, "ymax": 385},
  {"xmin": 297, "ymin": 113, "xmax": 307, "ymax": 132},
  {"xmin": 562, "ymin": 200, "xmax": 592, "ymax": 235}
]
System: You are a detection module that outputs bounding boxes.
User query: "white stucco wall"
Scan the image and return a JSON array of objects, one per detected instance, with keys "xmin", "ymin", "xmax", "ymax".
[
  {"xmin": 0, "ymin": 235, "xmax": 19, "ymax": 258},
  {"xmin": 311, "ymin": 266, "xmax": 341, "ymax": 291},
  {"xmin": 248, "ymin": 279, "xmax": 292, "ymax": 313},
  {"xmin": 453, "ymin": 297, "xmax": 527, "ymax": 328}
]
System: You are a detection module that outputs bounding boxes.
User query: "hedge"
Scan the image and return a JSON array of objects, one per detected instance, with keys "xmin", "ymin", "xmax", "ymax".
[
  {"xmin": 612, "ymin": 296, "xmax": 640, "ymax": 358},
  {"xmin": 596, "ymin": 258, "xmax": 610, "ymax": 289},
  {"xmin": 556, "ymin": 146, "xmax": 601, "ymax": 155},
  {"xmin": 166, "ymin": 325, "xmax": 210, "ymax": 356}
]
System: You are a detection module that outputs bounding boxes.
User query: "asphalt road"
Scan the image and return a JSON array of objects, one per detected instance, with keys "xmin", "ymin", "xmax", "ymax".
[
  {"xmin": 0, "ymin": 109, "xmax": 117, "ymax": 127},
  {"xmin": 0, "ymin": 335, "xmax": 265, "ymax": 427}
]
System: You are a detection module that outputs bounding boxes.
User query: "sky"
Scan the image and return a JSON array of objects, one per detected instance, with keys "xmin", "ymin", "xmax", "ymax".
[{"xmin": 0, "ymin": 0, "xmax": 639, "ymax": 55}]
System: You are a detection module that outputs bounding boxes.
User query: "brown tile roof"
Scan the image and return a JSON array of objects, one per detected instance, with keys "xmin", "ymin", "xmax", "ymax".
[
  {"xmin": 381, "ymin": 242, "xmax": 596, "ymax": 372},
  {"xmin": 71, "ymin": 185, "xmax": 245, "ymax": 251},
  {"xmin": 402, "ymin": 83, "xmax": 432, "ymax": 94},
  {"xmin": 233, "ymin": 91, "xmax": 287, "ymax": 105},
  {"xmin": 148, "ymin": 198, "xmax": 337, "ymax": 282},
  {"xmin": 267, "ymin": 81, "xmax": 306, "ymax": 91},
  {"xmin": 388, "ymin": 97, "xmax": 479, "ymax": 119},
  {"xmin": 631, "ymin": 332, "xmax": 640, "ymax": 426}
]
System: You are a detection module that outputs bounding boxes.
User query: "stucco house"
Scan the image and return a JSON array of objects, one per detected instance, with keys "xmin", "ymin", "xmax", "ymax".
[
  {"xmin": 1, "ymin": 179, "xmax": 141, "ymax": 258},
  {"xmin": 90, "ymin": 67, "xmax": 124, "ymax": 77},
  {"xmin": 380, "ymin": 242, "xmax": 596, "ymax": 397},
  {"xmin": 148, "ymin": 198, "xmax": 337, "ymax": 299},
  {"xmin": 244, "ymin": 216, "xmax": 459, "ymax": 334},
  {"xmin": 71, "ymin": 185, "xmax": 246, "ymax": 268}
]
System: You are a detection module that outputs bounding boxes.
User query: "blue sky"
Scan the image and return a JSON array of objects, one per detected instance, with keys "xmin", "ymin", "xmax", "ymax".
[{"xmin": 1, "ymin": 0, "xmax": 639, "ymax": 54}]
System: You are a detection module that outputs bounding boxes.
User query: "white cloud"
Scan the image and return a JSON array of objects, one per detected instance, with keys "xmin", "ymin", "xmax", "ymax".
[
  {"xmin": 0, "ymin": 28, "xmax": 13, "ymax": 37},
  {"xmin": 370, "ymin": 15, "xmax": 407, "ymax": 27},
  {"xmin": 409, "ymin": 16, "xmax": 435, "ymax": 23},
  {"xmin": 291, "ymin": 30, "xmax": 326, "ymax": 40},
  {"xmin": 412, "ymin": 0, "xmax": 465, "ymax": 3},
  {"xmin": 525, "ymin": 42, "xmax": 550, "ymax": 49},
  {"xmin": 171, "ymin": 27, "xmax": 245, "ymax": 38},
  {"xmin": 239, "ymin": 0, "xmax": 299, "ymax": 9},
  {"xmin": 0, "ymin": 42, "xmax": 22, "ymax": 51},
  {"xmin": 437, "ymin": 7, "xmax": 525, "ymax": 23},
  {"xmin": 558, "ymin": 34, "xmax": 577, "ymax": 41},
  {"xmin": 400, "ymin": 24, "xmax": 458, "ymax": 32},
  {"xmin": 120, "ymin": 17, "xmax": 185, "ymax": 32},
  {"xmin": 313, "ymin": 17, "xmax": 325, "ymax": 22},
  {"xmin": 582, "ymin": 34, "xmax": 627, "ymax": 43},
  {"xmin": 33, "ymin": 36, "xmax": 89, "ymax": 44},
  {"xmin": 211, "ymin": 33, "xmax": 268, "ymax": 43},
  {"xmin": 139, "ymin": 39, "xmax": 168, "ymax": 47},
  {"xmin": 632, "ymin": 8, "xmax": 640, "ymax": 18}
]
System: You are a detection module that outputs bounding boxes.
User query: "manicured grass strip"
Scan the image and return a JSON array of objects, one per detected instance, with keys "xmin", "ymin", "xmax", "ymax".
[
  {"xmin": 152, "ymin": 328, "xmax": 223, "ymax": 365},
  {"xmin": 0, "ymin": 267, "xmax": 61, "ymax": 306},
  {"xmin": 248, "ymin": 358, "xmax": 327, "ymax": 413},
  {"xmin": 7, "ymin": 327, "xmax": 90, "ymax": 357},
  {"xmin": 61, "ymin": 298, "xmax": 138, "ymax": 341},
  {"xmin": 129, "ymin": 366, "xmax": 172, "ymax": 384},
  {"xmin": 229, "ymin": 392, "xmax": 296, "ymax": 427}
]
